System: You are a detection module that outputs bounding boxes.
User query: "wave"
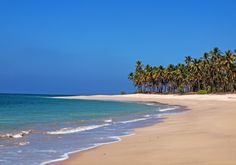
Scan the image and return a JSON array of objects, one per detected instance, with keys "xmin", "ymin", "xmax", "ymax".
[
  {"xmin": 145, "ymin": 103, "xmax": 156, "ymax": 106},
  {"xmin": 40, "ymin": 145, "xmax": 98, "ymax": 165},
  {"xmin": 158, "ymin": 107, "xmax": 178, "ymax": 112},
  {"xmin": 104, "ymin": 119, "xmax": 112, "ymax": 123},
  {"xmin": 117, "ymin": 118, "xmax": 148, "ymax": 124},
  {"xmin": 47, "ymin": 124, "xmax": 110, "ymax": 135},
  {"xmin": 0, "ymin": 130, "xmax": 32, "ymax": 139},
  {"xmin": 144, "ymin": 114, "xmax": 150, "ymax": 117},
  {"xmin": 40, "ymin": 133, "xmax": 135, "ymax": 165},
  {"xmin": 19, "ymin": 141, "xmax": 30, "ymax": 146}
]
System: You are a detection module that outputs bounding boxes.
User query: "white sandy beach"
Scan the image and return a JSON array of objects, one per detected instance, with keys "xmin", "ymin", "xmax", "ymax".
[
  {"xmin": 54, "ymin": 94, "xmax": 236, "ymax": 165},
  {"xmin": 57, "ymin": 93, "xmax": 236, "ymax": 102}
]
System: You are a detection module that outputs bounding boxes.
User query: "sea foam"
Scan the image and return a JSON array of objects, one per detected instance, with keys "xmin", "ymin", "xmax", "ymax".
[
  {"xmin": 158, "ymin": 107, "xmax": 178, "ymax": 112},
  {"xmin": 117, "ymin": 118, "xmax": 148, "ymax": 124},
  {"xmin": 104, "ymin": 119, "xmax": 113, "ymax": 123},
  {"xmin": 47, "ymin": 124, "xmax": 110, "ymax": 135},
  {"xmin": 0, "ymin": 130, "xmax": 32, "ymax": 139}
]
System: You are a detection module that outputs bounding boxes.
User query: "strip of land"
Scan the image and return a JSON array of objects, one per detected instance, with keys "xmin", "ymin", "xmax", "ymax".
[{"xmin": 54, "ymin": 94, "xmax": 236, "ymax": 165}]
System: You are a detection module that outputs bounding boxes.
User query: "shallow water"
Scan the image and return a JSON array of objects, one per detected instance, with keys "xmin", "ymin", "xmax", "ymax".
[{"xmin": 0, "ymin": 94, "xmax": 183, "ymax": 165}]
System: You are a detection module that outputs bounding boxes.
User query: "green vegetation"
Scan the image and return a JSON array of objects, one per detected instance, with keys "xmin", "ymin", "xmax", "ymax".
[
  {"xmin": 197, "ymin": 90, "xmax": 208, "ymax": 94},
  {"xmin": 128, "ymin": 48, "xmax": 236, "ymax": 94}
]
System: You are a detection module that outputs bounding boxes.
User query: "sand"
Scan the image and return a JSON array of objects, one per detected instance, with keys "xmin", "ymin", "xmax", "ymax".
[{"xmin": 54, "ymin": 94, "xmax": 236, "ymax": 165}]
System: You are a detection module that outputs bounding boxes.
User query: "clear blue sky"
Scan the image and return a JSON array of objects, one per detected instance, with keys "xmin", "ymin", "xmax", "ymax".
[{"xmin": 0, "ymin": 0, "xmax": 235, "ymax": 95}]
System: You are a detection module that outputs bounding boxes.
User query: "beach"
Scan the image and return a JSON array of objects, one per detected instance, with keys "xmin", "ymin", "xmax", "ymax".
[
  {"xmin": 1, "ymin": 94, "xmax": 173, "ymax": 165},
  {"xmin": 55, "ymin": 94, "xmax": 236, "ymax": 165}
]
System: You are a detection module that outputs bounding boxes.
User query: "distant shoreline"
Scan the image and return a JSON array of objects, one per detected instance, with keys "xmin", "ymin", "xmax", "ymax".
[
  {"xmin": 53, "ymin": 94, "xmax": 236, "ymax": 165},
  {"xmin": 55, "ymin": 93, "xmax": 236, "ymax": 101}
]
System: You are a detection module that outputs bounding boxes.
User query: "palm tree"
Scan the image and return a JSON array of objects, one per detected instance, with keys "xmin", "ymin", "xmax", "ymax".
[{"xmin": 128, "ymin": 48, "xmax": 236, "ymax": 94}]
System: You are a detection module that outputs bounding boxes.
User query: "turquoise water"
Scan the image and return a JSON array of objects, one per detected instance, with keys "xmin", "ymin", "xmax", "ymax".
[{"xmin": 0, "ymin": 94, "xmax": 182, "ymax": 165}]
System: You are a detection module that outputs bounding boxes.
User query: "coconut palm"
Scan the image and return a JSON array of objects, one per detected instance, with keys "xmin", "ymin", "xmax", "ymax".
[{"xmin": 128, "ymin": 48, "xmax": 236, "ymax": 94}]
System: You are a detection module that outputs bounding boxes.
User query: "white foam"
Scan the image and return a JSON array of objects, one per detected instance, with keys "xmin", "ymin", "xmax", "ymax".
[
  {"xmin": 40, "ymin": 145, "xmax": 97, "ymax": 165},
  {"xmin": 47, "ymin": 124, "xmax": 109, "ymax": 135},
  {"xmin": 0, "ymin": 130, "xmax": 32, "ymax": 139},
  {"xmin": 40, "ymin": 133, "xmax": 135, "ymax": 165},
  {"xmin": 19, "ymin": 142, "xmax": 30, "ymax": 146},
  {"xmin": 40, "ymin": 106, "xmax": 181, "ymax": 165},
  {"xmin": 41, "ymin": 141, "xmax": 118, "ymax": 165},
  {"xmin": 145, "ymin": 103, "xmax": 156, "ymax": 106},
  {"xmin": 117, "ymin": 118, "xmax": 148, "ymax": 124},
  {"xmin": 144, "ymin": 115, "xmax": 150, "ymax": 118},
  {"xmin": 159, "ymin": 107, "xmax": 178, "ymax": 112},
  {"xmin": 104, "ymin": 119, "xmax": 112, "ymax": 123}
]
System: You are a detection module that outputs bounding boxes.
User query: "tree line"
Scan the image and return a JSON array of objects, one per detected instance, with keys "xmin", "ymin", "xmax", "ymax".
[{"xmin": 128, "ymin": 48, "xmax": 236, "ymax": 93}]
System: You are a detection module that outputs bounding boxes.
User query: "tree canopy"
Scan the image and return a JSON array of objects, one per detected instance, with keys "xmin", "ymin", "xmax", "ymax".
[{"xmin": 128, "ymin": 48, "xmax": 236, "ymax": 93}]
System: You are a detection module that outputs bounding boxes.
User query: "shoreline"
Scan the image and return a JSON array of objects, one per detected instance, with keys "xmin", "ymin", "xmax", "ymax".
[
  {"xmin": 44, "ymin": 133, "xmax": 136, "ymax": 165},
  {"xmin": 53, "ymin": 94, "xmax": 236, "ymax": 165},
  {"xmin": 46, "ymin": 99, "xmax": 185, "ymax": 165},
  {"xmin": 42, "ymin": 133, "xmax": 134, "ymax": 165}
]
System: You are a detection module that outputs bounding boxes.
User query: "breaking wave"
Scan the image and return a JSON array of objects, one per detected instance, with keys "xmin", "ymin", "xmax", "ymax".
[
  {"xmin": 117, "ymin": 118, "xmax": 148, "ymax": 124},
  {"xmin": 47, "ymin": 124, "xmax": 110, "ymax": 135},
  {"xmin": 0, "ymin": 130, "xmax": 32, "ymax": 139}
]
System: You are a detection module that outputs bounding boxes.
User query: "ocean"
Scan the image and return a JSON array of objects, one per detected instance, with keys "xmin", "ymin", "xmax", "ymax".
[{"xmin": 0, "ymin": 94, "xmax": 183, "ymax": 165}]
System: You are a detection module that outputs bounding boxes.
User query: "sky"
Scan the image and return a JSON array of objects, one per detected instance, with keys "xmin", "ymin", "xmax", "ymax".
[{"xmin": 0, "ymin": 0, "xmax": 236, "ymax": 95}]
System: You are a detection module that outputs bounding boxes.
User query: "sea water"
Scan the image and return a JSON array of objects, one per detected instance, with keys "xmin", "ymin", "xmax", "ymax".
[{"xmin": 0, "ymin": 94, "xmax": 183, "ymax": 165}]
